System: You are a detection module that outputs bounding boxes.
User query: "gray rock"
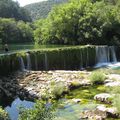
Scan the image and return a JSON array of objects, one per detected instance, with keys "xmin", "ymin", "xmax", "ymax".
[
  {"xmin": 72, "ymin": 98, "xmax": 81, "ymax": 103},
  {"xmin": 105, "ymin": 82, "xmax": 120, "ymax": 87},
  {"xmin": 94, "ymin": 93, "xmax": 112, "ymax": 103}
]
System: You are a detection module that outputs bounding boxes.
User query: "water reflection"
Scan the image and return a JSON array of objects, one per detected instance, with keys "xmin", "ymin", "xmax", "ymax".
[{"xmin": 5, "ymin": 98, "xmax": 34, "ymax": 120}]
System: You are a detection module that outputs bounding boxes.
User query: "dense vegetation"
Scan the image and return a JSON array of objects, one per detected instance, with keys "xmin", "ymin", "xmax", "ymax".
[
  {"xmin": 0, "ymin": 0, "xmax": 33, "ymax": 44},
  {"xmin": 34, "ymin": 0, "xmax": 120, "ymax": 45},
  {"xmin": 19, "ymin": 100, "xmax": 55, "ymax": 120},
  {"xmin": 24, "ymin": 0, "xmax": 68, "ymax": 21},
  {"xmin": 0, "ymin": 0, "xmax": 31, "ymax": 22},
  {"xmin": 0, "ymin": 18, "xmax": 33, "ymax": 44},
  {"xmin": 0, "ymin": 0, "xmax": 120, "ymax": 45}
]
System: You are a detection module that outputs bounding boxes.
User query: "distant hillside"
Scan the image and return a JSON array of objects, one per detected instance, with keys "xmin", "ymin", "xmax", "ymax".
[{"xmin": 24, "ymin": 0, "xmax": 68, "ymax": 21}]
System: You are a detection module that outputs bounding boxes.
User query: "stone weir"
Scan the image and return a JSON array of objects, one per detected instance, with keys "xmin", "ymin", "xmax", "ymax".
[{"xmin": 0, "ymin": 45, "xmax": 119, "ymax": 76}]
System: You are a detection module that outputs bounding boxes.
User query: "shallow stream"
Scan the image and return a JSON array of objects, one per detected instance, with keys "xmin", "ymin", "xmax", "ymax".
[{"xmin": 1, "ymin": 85, "xmax": 107, "ymax": 120}]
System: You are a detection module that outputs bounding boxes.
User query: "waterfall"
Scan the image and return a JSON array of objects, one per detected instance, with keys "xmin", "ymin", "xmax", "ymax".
[
  {"xmin": 109, "ymin": 46, "xmax": 117, "ymax": 62},
  {"xmin": 96, "ymin": 46, "xmax": 110, "ymax": 63},
  {"xmin": 44, "ymin": 53, "xmax": 48, "ymax": 70},
  {"xmin": 95, "ymin": 46, "xmax": 117, "ymax": 68},
  {"xmin": 19, "ymin": 57, "xmax": 25, "ymax": 71},
  {"xmin": 35, "ymin": 53, "xmax": 38, "ymax": 70},
  {"xmin": 86, "ymin": 48, "xmax": 89, "ymax": 67},
  {"xmin": 26, "ymin": 53, "xmax": 31, "ymax": 70},
  {"xmin": 80, "ymin": 49, "xmax": 84, "ymax": 70}
]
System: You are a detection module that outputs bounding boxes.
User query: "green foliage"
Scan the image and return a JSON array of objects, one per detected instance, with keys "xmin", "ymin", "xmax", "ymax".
[
  {"xmin": 0, "ymin": 107, "xmax": 10, "ymax": 120},
  {"xmin": 34, "ymin": 0, "xmax": 120, "ymax": 45},
  {"xmin": 0, "ymin": 46, "xmax": 96, "ymax": 76},
  {"xmin": 97, "ymin": 86, "xmax": 106, "ymax": 92},
  {"xmin": 19, "ymin": 100, "xmax": 55, "ymax": 120},
  {"xmin": 113, "ymin": 94, "xmax": 120, "ymax": 112},
  {"xmin": 70, "ymin": 80, "xmax": 81, "ymax": 88},
  {"xmin": 24, "ymin": 0, "xmax": 68, "ymax": 21},
  {"xmin": 89, "ymin": 71, "xmax": 106, "ymax": 84},
  {"xmin": 50, "ymin": 81, "xmax": 69, "ymax": 99},
  {"xmin": 111, "ymin": 86, "xmax": 120, "ymax": 112},
  {"xmin": 0, "ymin": 0, "xmax": 31, "ymax": 22},
  {"xmin": 0, "ymin": 18, "xmax": 33, "ymax": 44}
]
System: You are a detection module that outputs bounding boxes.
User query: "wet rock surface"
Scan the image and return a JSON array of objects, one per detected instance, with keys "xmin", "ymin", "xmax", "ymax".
[
  {"xmin": 0, "ymin": 70, "xmax": 120, "ymax": 119},
  {"xmin": 80, "ymin": 105, "xmax": 119, "ymax": 120},
  {"xmin": 0, "ymin": 70, "xmax": 91, "ymax": 101},
  {"xmin": 105, "ymin": 81, "xmax": 120, "ymax": 87},
  {"xmin": 94, "ymin": 93, "xmax": 113, "ymax": 103}
]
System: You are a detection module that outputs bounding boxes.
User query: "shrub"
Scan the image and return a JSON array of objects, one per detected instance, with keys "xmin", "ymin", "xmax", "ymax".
[
  {"xmin": 0, "ymin": 107, "xmax": 10, "ymax": 120},
  {"xmin": 113, "ymin": 94, "xmax": 120, "ymax": 113},
  {"xmin": 18, "ymin": 100, "xmax": 55, "ymax": 120},
  {"xmin": 70, "ymin": 80, "xmax": 81, "ymax": 89},
  {"xmin": 89, "ymin": 71, "xmax": 106, "ymax": 84},
  {"xmin": 50, "ymin": 81, "xmax": 69, "ymax": 99},
  {"xmin": 110, "ymin": 87, "xmax": 120, "ymax": 112}
]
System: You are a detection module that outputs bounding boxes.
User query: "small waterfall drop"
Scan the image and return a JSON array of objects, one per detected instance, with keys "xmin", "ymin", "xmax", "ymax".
[
  {"xmin": 109, "ymin": 46, "xmax": 117, "ymax": 62},
  {"xmin": 44, "ymin": 53, "xmax": 48, "ymax": 70},
  {"xmin": 96, "ymin": 46, "xmax": 110, "ymax": 63},
  {"xmin": 26, "ymin": 53, "xmax": 31, "ymax": 70},
  {"xmin": 86, "ymin": 48, "xmax": 89, "ymax": 67},
  {"xmin": 35, "ymin": 53, "xmax": 38, "ymax": 70},
  {"xmin": 95, "ymin": 46, "xmax": 117, "ymax": 68},
  {"xmin": 80, "ymin": 49, "xmax": 84, "ymax": 70},
  {"xmin": 19, "ymin": 57, "xmax": 25, "ymax": 71}
]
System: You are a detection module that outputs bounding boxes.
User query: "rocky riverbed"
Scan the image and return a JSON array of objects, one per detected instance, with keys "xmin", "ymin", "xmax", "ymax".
[
  {"xmin": 0, "ymin": 70, "xmax": 91, "ymax": 100},
  {"xmin": 1, "ymin": 70, "xmax": 120, "ymax": 119}
]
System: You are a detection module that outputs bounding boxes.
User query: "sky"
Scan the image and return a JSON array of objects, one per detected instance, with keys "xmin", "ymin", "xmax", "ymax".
[{"xmin": 13, "ymin": 0, "xmax": 47, "ymax": 6}]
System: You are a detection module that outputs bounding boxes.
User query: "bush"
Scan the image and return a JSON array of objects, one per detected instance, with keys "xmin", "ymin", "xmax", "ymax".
[
  {"xmin": 18, "ymin": 100, "xmax": 55, "ymax": 120},
  {"xmin": 0, "ymin": 107, "xmax": 10, "ymax": 120},
  {"xmin": 70, "ymin": 80, "xmax": 81, "ymax": 89},
  {"xmin": 111, "ymin": 87, "xmax": 120, "ymax": 112},
  {"xmin": 113, "ymin": 94, "xmax": 120, "ymax": 113},
  {"xmin": 89, "ymin": 71, "xmax": 106, "ymax": 84},
  {"xmin": 50, "ymin": 81, "xmax": 69, "ymax": 99}
]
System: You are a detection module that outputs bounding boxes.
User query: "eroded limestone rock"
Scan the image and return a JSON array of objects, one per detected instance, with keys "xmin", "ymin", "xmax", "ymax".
[{"xmin": 94, "ymin": 93, "xmax": 113, "ymax": 103}]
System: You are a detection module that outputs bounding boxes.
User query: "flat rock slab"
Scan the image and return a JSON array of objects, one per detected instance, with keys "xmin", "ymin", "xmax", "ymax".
[
  {"xmin": 72, "ymin": 98, "xmax": 81, "ymax": 103},
  {"xmin": 94, "ymin": 93, "xmax": 113, "ymax": 103},
  {"xmin": 108, "ymin": 74, "xmax": 120, "ymax": 81},
  {"xmin": 105, "ymin": 82, "xmax": 120, "ymax": 87},
  {"xmin": 96, "ymin": 105, "xmax": 119, "ymax": 118},
  {"xmin": 80, "ymin": 105, "xmax": 119, "ymax": 120}
]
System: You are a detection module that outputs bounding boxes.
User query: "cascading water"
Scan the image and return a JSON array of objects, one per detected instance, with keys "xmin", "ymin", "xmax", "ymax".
[
  {"xmin": 26, "ymin": 53, "xmax": 31, "ymax": 70},
  {"xmin": 44, "ymin": 53, "xmax": 48, "ymax": 70},
  {"xmin": 34, "ymin": 53, "xmax": 38, "ymax": 70},
  {"xmin": 96, "ymin": 46, "xmax": 110, "ymax": 63},
  {"xmin": 17, "ymin": 46, "xmax": 119, "ymax": 71},
  {"xmin": 95, "ymin": 46, "xmax": 117, "ymax": 68},
  {"xmin": 86, "ymin": 48, "xmax": 89, "ymax": 68},
  {"xmin": 109, "ymin": 46, "xmax": 117, "ymax": 62},
  {"xmin": 19, "ymin": 57, "xmax": 25, "ymax": 71},
  {"xmin": 80, "ymin": 50, "xmax": 83, "ymax": 70}
]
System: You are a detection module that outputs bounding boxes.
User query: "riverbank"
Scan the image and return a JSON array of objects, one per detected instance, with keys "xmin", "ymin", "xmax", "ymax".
[
  {"xmin": 1, "ymin": 69, "xmax": 120, "ymax": 119},
  {"xmin": 0, "ymin": 70, "xmax": 91, "ymax": 102}
]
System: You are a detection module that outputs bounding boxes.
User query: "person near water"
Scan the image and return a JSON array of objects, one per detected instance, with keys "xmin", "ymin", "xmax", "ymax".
[{"xmin": 4, "ymin": 44, "xmax": 9, "ymax": 52}]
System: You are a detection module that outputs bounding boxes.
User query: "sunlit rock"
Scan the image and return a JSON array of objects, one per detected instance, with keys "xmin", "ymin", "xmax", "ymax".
[{"xmin": 94, "ymin": 93, "xmax": 113, "ymax": 103}]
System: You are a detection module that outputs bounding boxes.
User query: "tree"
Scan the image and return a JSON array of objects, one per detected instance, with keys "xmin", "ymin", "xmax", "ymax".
[
  {"xmin": 0, "ymin": 0, "xmax": 31, "ymax": 22},
  {"xmin": 0, "ymin": 18, "xmax": 33, "ymax": 44},
  {"xmin": 34, "ymin": 0, "xmax": 120, "ymax": 45}
]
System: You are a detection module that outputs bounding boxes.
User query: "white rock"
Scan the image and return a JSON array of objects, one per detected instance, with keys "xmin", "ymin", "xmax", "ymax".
[
  {"xmin": 105, "ymin": 82, "xmax": 120, "ymax": 87},
  {"xmin": 96, "ymin": 105, "xmax": 107, "ymax": 112},
  {"xmin": 108, "ymin": 74, "xmax": 120, "ymax": 81},
  {"xmin": 94, "ymin": 93, "xmax": 112, "ymax": 103},
  {"xmin": 106, "ymin": 107, "xmax": 117, "ymax": 114},
  {"xmin": 72, "ymin": 98, "xmax": 81, "ymax": 103}
]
